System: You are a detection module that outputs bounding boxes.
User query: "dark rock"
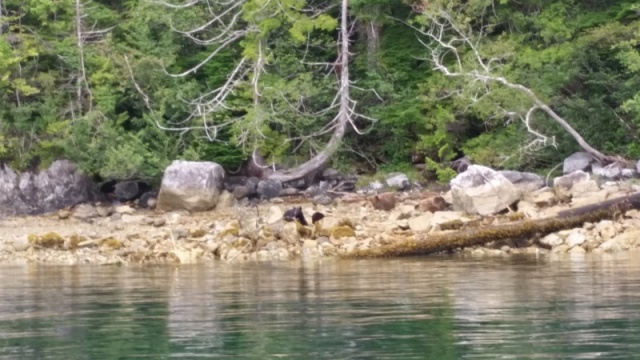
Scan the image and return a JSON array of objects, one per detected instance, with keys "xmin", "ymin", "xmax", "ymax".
[
  {"xmin": 224, "ymin": 175, "xmax": 248, "ymax": 187},
  {"xmin": 99, "ymin": 179, "xmax": 117, "ymax": 197},
  {"xmin": 224, "ymin": 176, "xmax": 260, "ymax": 195},
  {"xmin": 156, "ymin": 160, "xmax": 225, "ymax": 212},
  {"xmin": 114, "ymin": 181, "xmax": 140, "ymax": 202},
  {"xmin": 257, "ymin": 179, "xmax": 282, "ymax": 200},
  {"xmin": 450, "ymin": 156, "xmax": 472, "ymax": 173},
  {"xmin": 245, "ymin": 177, "xmax": 260, "ymax": 195},
  {"xmin": 226, "ymin": 176, "xmax": 259, "ymax": 199},
  {"xmin": 0, "ymin": 160, "xmax": 100, "ymax": 217},
  {"xmin": 138, "ymin": 191, "xmax": 158, "ymax": 209},
  {"xmin": 563, "ymin": 152, "xmax": 594, "ymax": 174},
  {"xmin": 334, "ymin": 177, "xmax": 357, "ymax": 192}
]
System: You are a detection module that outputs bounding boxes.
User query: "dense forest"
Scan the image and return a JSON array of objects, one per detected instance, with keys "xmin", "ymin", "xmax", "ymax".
[{"xmin": 1, "ymin": 0, "xmax": 639, "ymax": 183}]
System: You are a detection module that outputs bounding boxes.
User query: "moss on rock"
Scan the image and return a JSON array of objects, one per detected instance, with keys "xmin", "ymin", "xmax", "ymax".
[
  {"xmin": 68, "ymin": 234, "xmax": 87, "ymax": 249},
  {"xmin": 100, "ymin": 237, "xmax": 124, "ymax": 250},
  {"xmin": 330, "ymin": 225, "xmax": 356, "ymax": 240},
  {"xmin": 29, "ymin": 232, "xmax": 65, "ymax": 249}
]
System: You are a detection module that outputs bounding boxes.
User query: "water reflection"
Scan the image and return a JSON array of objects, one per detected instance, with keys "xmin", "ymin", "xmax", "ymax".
[{"xmin": 1, "ymin": 254, "xmax": 640, "ymax": 359}]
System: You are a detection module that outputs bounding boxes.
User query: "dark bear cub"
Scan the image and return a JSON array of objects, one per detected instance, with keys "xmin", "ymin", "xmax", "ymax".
[{"xmin": 283, "ymin": 207, "xmax": 325, "ymax": 225}]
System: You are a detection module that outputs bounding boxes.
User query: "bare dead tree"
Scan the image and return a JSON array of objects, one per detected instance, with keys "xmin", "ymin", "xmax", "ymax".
[
  {"xmin": 148, "ymin": 0, "xmax": 377, "ymax": 182},
  {"xmin": 269, "ymin": 0, "xmax": 369, "ymax": 182},
  {"xmin": 405, "ymin": 6, "xmax": 621, "ymax": 164},
  {"xmin": 72, "ymin": 0, "xmax": 114, "ymax": 119}
]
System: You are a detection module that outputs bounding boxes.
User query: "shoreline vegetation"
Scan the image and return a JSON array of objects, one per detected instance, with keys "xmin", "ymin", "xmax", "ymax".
[
  {"xmin": 2, "ymin": 179, "xmax": 640, "ymax": 266},
  {"xmin": 1, "ymin": 1, "xmax": 639, "ymax": 192}
]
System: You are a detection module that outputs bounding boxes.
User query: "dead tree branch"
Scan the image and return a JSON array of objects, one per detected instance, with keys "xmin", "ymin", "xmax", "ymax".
[
  {"xmin": 146, "ymin": 0, "xmax": 378, "ymax": 182},
  {"xmin": 399, "ymin": 7, "xmax": 620, "ymax": 164}
]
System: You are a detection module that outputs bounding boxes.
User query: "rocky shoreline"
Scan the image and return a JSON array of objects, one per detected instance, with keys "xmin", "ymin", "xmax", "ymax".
[{"xmin": 2, "ymin": 177, "xmax": 640, "ymax": 266}]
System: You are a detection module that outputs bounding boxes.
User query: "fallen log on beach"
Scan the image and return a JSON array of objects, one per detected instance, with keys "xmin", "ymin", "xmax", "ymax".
[{"xmin": 344, "ymin": 192, "xmax": 640, "ymax": 258}]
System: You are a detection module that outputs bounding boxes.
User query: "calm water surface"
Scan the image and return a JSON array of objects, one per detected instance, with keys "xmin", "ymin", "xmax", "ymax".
[{"xmin": 1, "ymin": 253, "xmax": 640, "ymax": 359}]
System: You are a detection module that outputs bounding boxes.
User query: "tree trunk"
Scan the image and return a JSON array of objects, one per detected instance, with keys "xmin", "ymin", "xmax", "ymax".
[
  {"xmin": 493, "ymin": 76, "xmax": 615, "ymax": 164},
  {"xmin": 267, "ymin": 0, "xmax": 351, "ymax": 183},
  {"xmin": 344, "ymin": 192, "xmax": 640, "ymax": 258},
  {"xmin": 364, "ymin": 6, "xmax": 381, "ymax": 68},
  {"xmin": 422, "ymin": 9, "xmax": 619, "ymax": 165}
]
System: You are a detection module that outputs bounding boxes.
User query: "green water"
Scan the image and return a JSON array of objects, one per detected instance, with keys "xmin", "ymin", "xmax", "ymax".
[{"xmin": 1, "ymin": 254, "xmax": 640, "ymax": 359}]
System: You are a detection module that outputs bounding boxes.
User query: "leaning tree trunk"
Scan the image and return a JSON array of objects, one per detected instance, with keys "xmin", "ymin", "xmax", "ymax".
[
  {"xmin": 344, "ymin": 192, "xmax": 640, "ymax": 258},
  {"xmin": 268, "ymin": 0, "xmax": 351, "ymax": 183},
  {"xmin": 420, "ymin": 8, "xmax": 621, "ymax": 166},
  {"xmin": 495, "ymin": 77, "xmax": 617, "ymax": 164}
]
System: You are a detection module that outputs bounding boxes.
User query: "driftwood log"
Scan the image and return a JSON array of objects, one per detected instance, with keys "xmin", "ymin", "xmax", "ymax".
[{"xmin": 345, "ymin": 192, "xmax": 640, "ymax": 258}]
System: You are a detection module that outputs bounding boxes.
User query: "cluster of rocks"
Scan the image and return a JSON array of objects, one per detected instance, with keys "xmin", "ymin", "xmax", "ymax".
[
  {"xmin": 0, "ymin": 160, "xmax": 101, "ymax": 217},
  {"xmin": 563, "ymin": 152, "xmax": 638, "ymax": 179},
  {"xmin": 0, "ymin": 160, "xmax": 158, "ymax": 218},
  {"xmin": 224, "ymin": 168, "xmax": 358, "ymax": 206},
  {"xmin": 1, "ymin": 165, "xmax": 639, "ymax": 265},
  {"xmin": 2, "ymin": 151, "xmax": 640, "ymax": 265}
]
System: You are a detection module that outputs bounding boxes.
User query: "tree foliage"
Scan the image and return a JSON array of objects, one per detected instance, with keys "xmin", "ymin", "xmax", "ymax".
[{"xmin": 0, "ymin": 0, "xmax": 638, "ymax": 180}]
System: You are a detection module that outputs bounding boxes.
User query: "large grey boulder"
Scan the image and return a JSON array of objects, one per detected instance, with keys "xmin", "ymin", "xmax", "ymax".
[
  {"xmin": 450, "ymin": 165, "xmax": 520, "ymax": 215},
  {"xmin": 156, "ymin": 160, "xmax": 225, "ymax": 212},
  {"xmin": 498, "ymin": 170, "xmax": 545, "ymax": 197},
  {"xmin": 563, "ymin": 152, "xmax": 595, "ymax": 174},
  {"xmin": 0, "ymin": 160, "xmax": 99, "ymax": 217}
]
